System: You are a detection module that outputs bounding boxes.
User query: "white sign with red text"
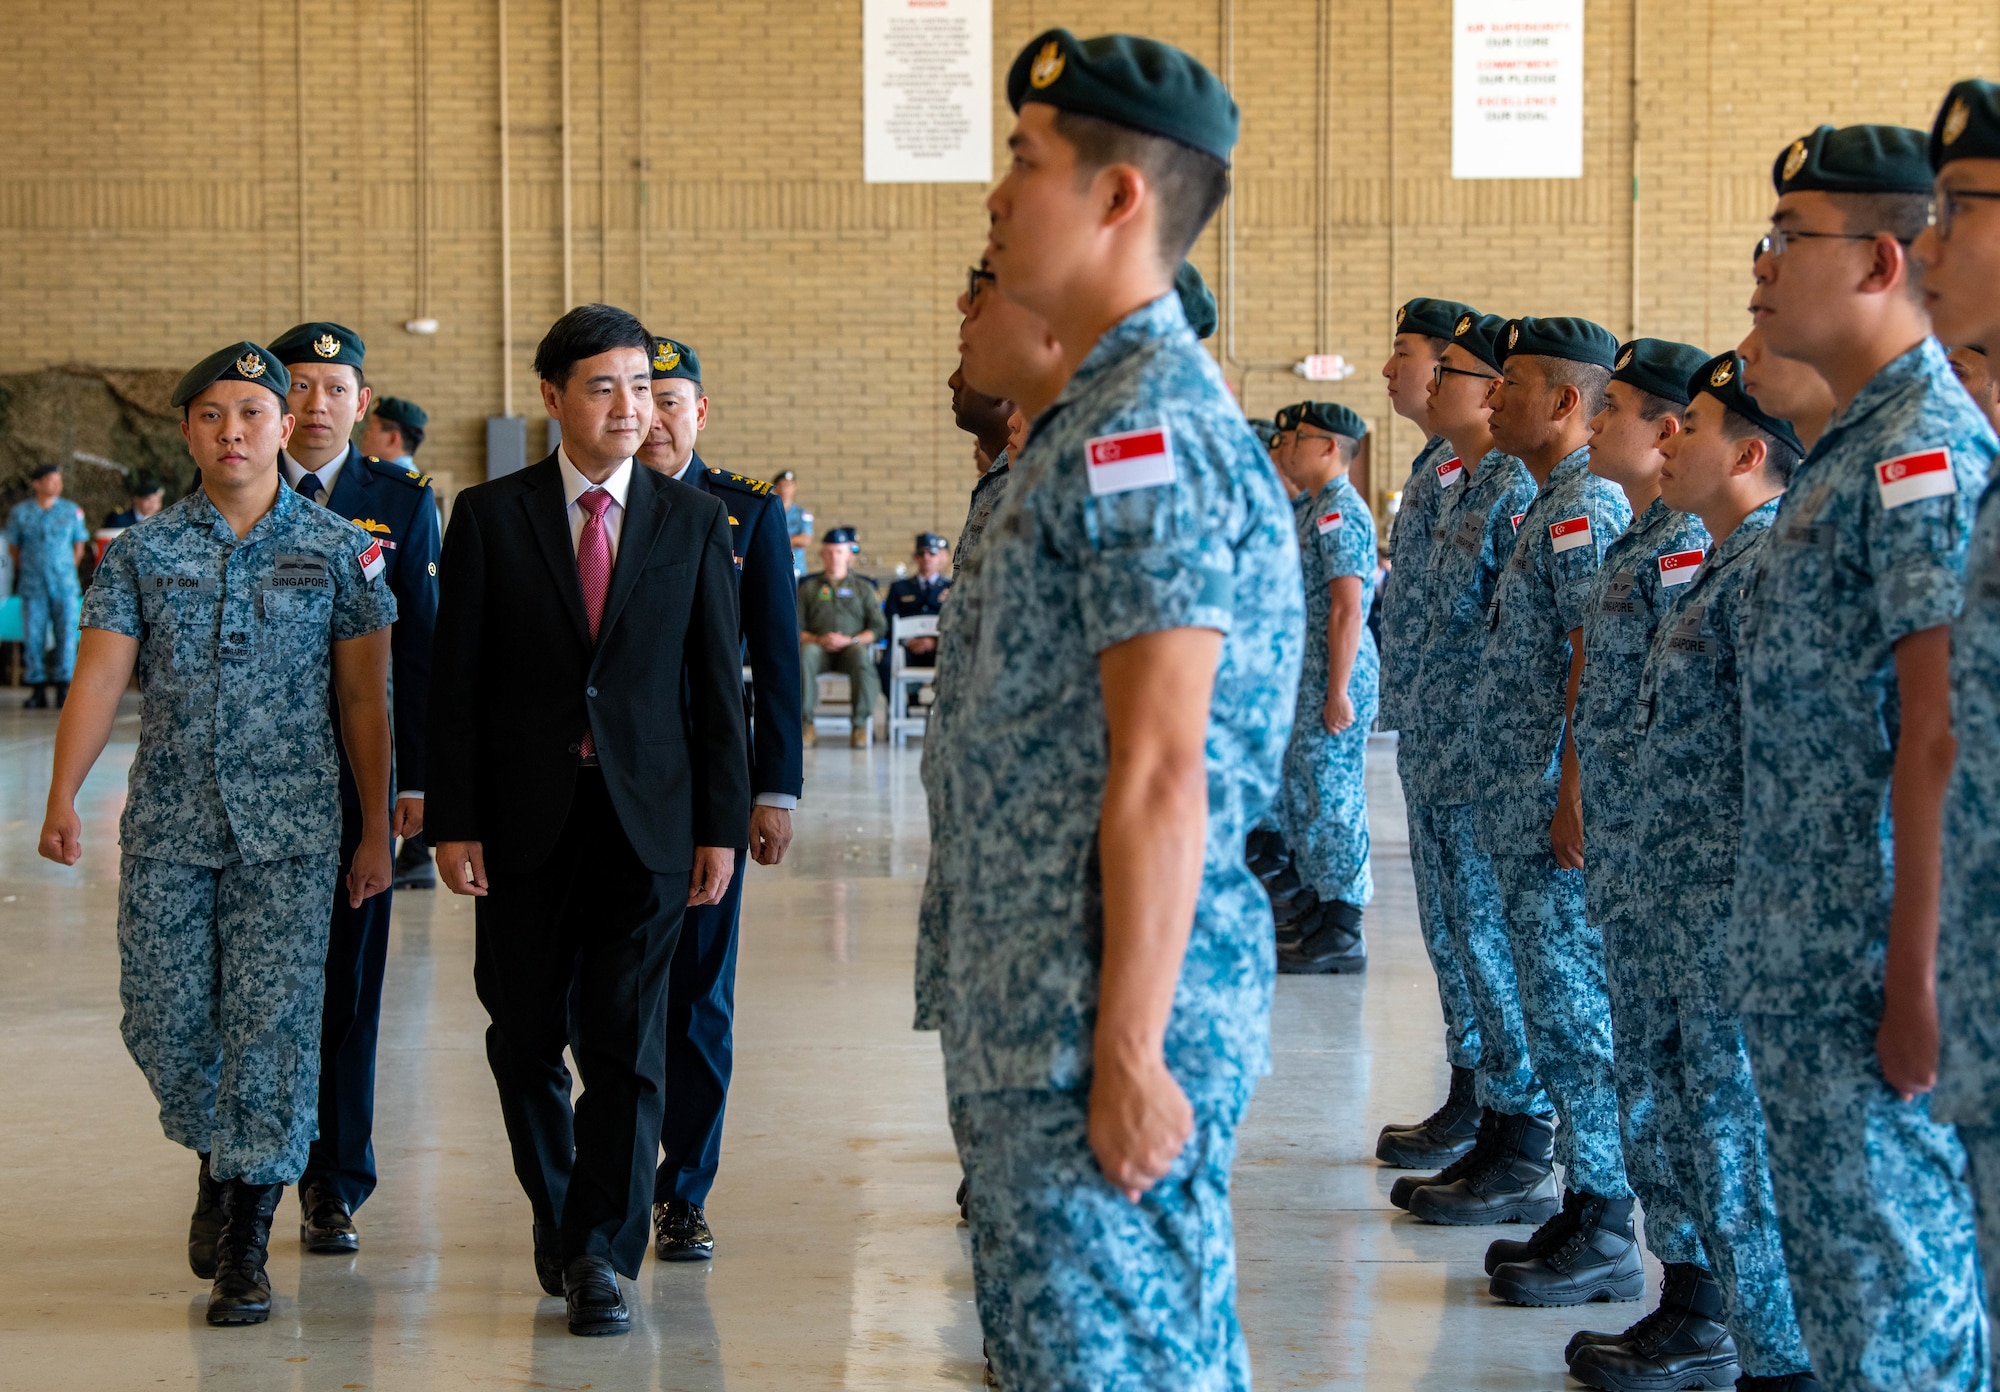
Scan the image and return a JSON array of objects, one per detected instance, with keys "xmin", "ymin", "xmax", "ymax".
[
  {"xmin": 864, "ymin": 0, "xmax": 991, "ymax": 184},
  {"xmin": 1453, "ymin": 0, "xmax": 1584, "ymax": 180}
]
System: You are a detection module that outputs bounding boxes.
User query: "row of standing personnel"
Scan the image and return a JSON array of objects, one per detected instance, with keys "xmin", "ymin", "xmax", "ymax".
[{"xmin": 36, "ymin": 312, "xmax": 807, "ymax": 1334}]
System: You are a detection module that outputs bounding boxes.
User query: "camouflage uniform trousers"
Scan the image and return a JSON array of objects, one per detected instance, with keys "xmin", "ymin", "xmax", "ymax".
[
  {"xmin": 1429, "ymin": 803, "xmax": 1547, "ymax": 1116},
  {"xmin": 952, "ymin": 1079, "xmax": 1254, "ymax": 1392},
  {"xmin": 1621, "ymin": 989, "xmax": 1811, "ymax": 1376},
  {"xmin": 1488, "ymin": 848, "xmax": 1630, "ymax": 1199},
  {"xmin": 1743, "ymin": 1012, "xmax": 1991, "ymax": 1391},
  {"xmin": 1601, "ymin": 914, "xmax": 1705, "ymax": 1268},
  {"xmin": 117, "ymin": 850, "xmax": 340, "ymax": 1185},
  {"xmin": 1399, "ymin": 748, "xmax": 1481, "ymax": 1071},
  {"xmin": 800, "ymin": 642, "xmax": 879, "ymax": 723},
  {"xmin": 21, "ymin": 586, "xmax": 80, "ymax": 683},
  {"xmin": 1280, "ymin": 685, "xmax": 1377, "ymax": 907},
  {"xmin": 1959, "ymin": 1126, "xmax": 2000, "ymax": 1345}
]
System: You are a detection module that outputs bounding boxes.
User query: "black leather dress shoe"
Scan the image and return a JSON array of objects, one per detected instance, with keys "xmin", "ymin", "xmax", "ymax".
[
  {"xmin": 955, "ymin": 1176, "xmax": 970, "ymax": 1222},
  {"xmin": 207, "ymin": 1180, "xmax": 283, "ymax": 1326},
  {"xmin": 299, "ymin": 1182, "xmax": 358, "ymax": 1253},
  {"xmin": 563, "ymin": 1256, "xmax": 631, "ymax": 1336},
  {"xmin": 189, "ymin": 1152, "xmax": 230, "ymax": 1279},
  {"xmin": 392, "ymin": 838, "xmax": 436, "ymax": 888},
  {"xmin": 653, "ymin": 1200, "xmax": 715, "ymax": 1261},
  {"xmin": 532, "ymin": 1223, "xmax": 564, "ymax": 1297}
]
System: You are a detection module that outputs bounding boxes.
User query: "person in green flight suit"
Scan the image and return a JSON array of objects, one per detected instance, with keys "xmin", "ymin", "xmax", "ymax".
[{"xmin": 797, "ymin": 527, "xmax": 885, "ymax": 748}]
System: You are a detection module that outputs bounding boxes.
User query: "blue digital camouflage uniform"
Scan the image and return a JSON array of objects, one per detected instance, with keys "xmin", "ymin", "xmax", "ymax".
[
  {"xmin": 1940, "ymin": 448, "xmax": 2000, "ymax": 1338},
  {"xmin": 784, "ymin": 500, "xmax": 813, "ymax": 577},
  {"xmin": 1380, "ymin": 436, "xmax": 1481, "ymax": 1072},
  {"xmin": 1734, "ymin": 338, "xmax": 1993, "ymax": 1391},
  {"xmin": 1626, "ymin": 499, "xmax": 1810, "ymax": 1377},
  {"xmin": 1408, "ymin": 449, "xmax": 1547, "ymax": 1117},
  {"xmin": 82, "ymin": 484, "xmax": 397, "ymax": 1185},
  {"xmin": 1574, "ymin": 496, "xmax": 1711, "ymax": 1265},
  {"xmin": 915, "ymin": 451, "xmax": 1011, "ymax": 1032},
  {"xmin": 1279, "ymin": 471, "xmax": 1378, "ymax": 906},
  {"xmin": 1471, "ymin": 445, "xmax": 1632, "ymax": 1198},
  {"xmin": 5, "ymin": 495, "xmax": 89, "ymax": 682},
  {"xmin": 938, "ymin": 292, "xmax": 1302, "ymax": 1391}
]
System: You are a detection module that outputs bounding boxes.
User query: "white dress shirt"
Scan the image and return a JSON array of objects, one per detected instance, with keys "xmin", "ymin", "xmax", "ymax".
[
  {"xmin": 557, "ymin": 448, "xmax": 632, "ymax": 562},
  {"xmin": 281, "ymin": 446, "xmax": 351, "ymax": 506}
]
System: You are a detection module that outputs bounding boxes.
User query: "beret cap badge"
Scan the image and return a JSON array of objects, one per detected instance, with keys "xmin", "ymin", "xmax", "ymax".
[
  {"xmin": 1508, "ymin": 323, "xmax": 1520, "ymax": 348},
  {"xmin": 1782, "ymin": 140, "xmax": 1809, "ymax": 181},
  {"xmin": 1946, "ymin": 97, "xmax": 1972, "ymax": 146},
  {"xmin": 1030, "ymin": 40, "xmax": 1065, "ymax": 89},
  {"xmin": 1455, "ymin": 314, "xmax": 1473, "ymax": 336},
  {"xmin": 1617, "ymin": 347, "xmax": 1635, "ymax": 370},
  {"xmin": 1396, "ymin": 306, "xmax": 1407, "ymax": 327},
  {"xmin": 1710, "ymin": 359, "xmax": 1735, "ymax": 387},
  {"xmin": 654, "ymin": 342, "xmax": 681, "ymax": 372},
  {"xmin": 312, "ymin": 333, "xmax": 341, "ymax": 359},
  {"xmin": 236, "ymin": 351, "xmax": 267, "ymax": 379}
]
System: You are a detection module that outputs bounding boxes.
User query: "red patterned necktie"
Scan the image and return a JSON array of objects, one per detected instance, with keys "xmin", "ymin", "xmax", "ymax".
[{"xmin": 576, "ymin": 488, "xmax": 614, "ymax": 759}]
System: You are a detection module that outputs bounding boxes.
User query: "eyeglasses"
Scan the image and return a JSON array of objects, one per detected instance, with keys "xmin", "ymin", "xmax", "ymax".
[
  {"xmin": 1755, "ymin": 227, "xmax": 1903, "ymax": 258},
  {"xmin": 1433, "ymin": 363, "xmax": 1500, "ymax": 387},
  {"xmin": 967, "ymin": 266, "xmax": 997, "ymax": 303},
  {"xmin": 1927, "ymin": 189, "xmax": 2000, "ymax": 240}
]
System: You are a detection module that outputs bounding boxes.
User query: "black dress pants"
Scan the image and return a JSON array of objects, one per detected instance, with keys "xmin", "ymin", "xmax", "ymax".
[{"xmin": 473, "ymin": 769, "xmax": 689, "ymax": 1278}]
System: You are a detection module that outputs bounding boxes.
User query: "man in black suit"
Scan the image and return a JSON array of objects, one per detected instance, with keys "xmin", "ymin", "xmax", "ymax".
[
  {"xmin": 268, "ymin": 320, "xmax": 443, "ymax": 1254},
  {"xmin": 633, "ymin": 336, "xmax": 802, "ymax": 1262},
  {"xmin": 427, "ymin": 304, "xmax": 749, "ymax": 1337}
]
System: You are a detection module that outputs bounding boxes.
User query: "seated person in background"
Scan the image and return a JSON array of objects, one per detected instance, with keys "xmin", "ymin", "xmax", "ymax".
[
  {"xmin": 798, "ymin": 527, "xmax": 885, "ymax": 749},
  {"xmin": 879, "ymin": 532, "xmax": 952, "ymax": 694},
  {"xmin": 103, "ymin": 475, "xmax": 166, "ymax": 529}
]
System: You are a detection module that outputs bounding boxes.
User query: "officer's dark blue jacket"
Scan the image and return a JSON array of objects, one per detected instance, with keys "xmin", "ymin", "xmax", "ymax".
[
  {"xmin": 681, "ymin": 452, "xmax": 803, "ymax": 804},
  {"xmin": 319, "ymin": 444, "xmax": 441, "ymax": 806}
]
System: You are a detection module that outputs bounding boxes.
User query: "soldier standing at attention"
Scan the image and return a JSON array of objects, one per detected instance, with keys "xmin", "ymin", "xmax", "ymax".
[
  {"xmin": 1461, "ymin": 317, "xmax": 1637, "ymax": 1308},
  {"xmin": 1555, "ymin": 335, "xmax": 1713, "ymax": 1362},
  {"xmin": 1275, "ymin": 402, "xmax": 1377, "ymax": 976},
  {"xmin": 774, "ymin": 470, "xmax": 811, "ymax": 577},
  {"xmin": 1394, "ymin": 313, "xmax": 1550, "ymax": 1224},
  {"xmin": 941, "ymin": 30, "xmax": 1301, "ymax": 1386},
  {"xmin": 1737, "ymin": 324, "xmax": 1838, "ymax": 452},
  {"xmin": 1918, "ymin": 77, "xmax": 2000, "ymax": 1340},
  {"xmin": 1372, "ymin": 297, "xmax": 1488, "ymax": 1172},
  {"xmin": 268, "ymin": 321, "xmax": 441, "ymax": 1255},
  {"xmin": 796, "ymin": 528, "xmax": 884, "ymax": 748},
  {"xmin": 1738, "ymin": 124, "xmax": 1993, "ymax": 1389},
  {"xmin": 359, "ymin": 396, "xmax": 427, "ymax": 475},
  {"xmin": 7, "ymin": 462, "xmax": 90, "ymax": 708},
  {"xmin": 38, "ymin": 342, "xmax": 395, "ymax": 1325},
  {"xmin": 632, "ymin": 334, "xmax": 801, "ymax": 1261},
  {"xmin": 1572, "ymin": 354, "xmax": 1820, "ymax": 1392}
]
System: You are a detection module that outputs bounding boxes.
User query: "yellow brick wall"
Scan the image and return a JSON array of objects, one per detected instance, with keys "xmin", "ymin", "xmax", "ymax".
[{"xmin": 1, "ymin": 0, "xmax": 1993, "ymax": 564}]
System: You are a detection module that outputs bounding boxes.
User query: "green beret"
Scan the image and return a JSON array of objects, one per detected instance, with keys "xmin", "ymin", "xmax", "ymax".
[
  {"xmin": 269, "ymin": 320, "xmax": 366, "ymax": 370},
  {"xmin": 650, "ymin": 336, "xmax": 702, "ymax": 383},
  {"xmin": 1007, "ymin": 29, "xmax": 1239, "ymax": 165},
  {"xmin": 1449, "ymin": 312, "xmax": 1510, "ymax": 373},
  {"xmin": 1690, "ymin": 353, "xmax": 1803, "ymax": 457},
  {"xmin": 1931, "ymin": 80, "xmax": 2000, "ymax": 170},
  {"xmin": 1274, "ymin": 404, "xmax": 1305, "ymax": 432},
  {"xmin": 1175, "ymin": 262, "xmax": 1218, "ymax": 339},
  {"xmin": 1610, "ymin": 338, "xmax": 1711, "ymax": 408},
  {"xmin": 170, "ymin": 342, "xmax": 291, "ymax": 409},
  {"xmin": 1248, "ymin": 417, "xmax": 1278, "ymax": 446},
  {"xmin": 1397, "ymin": 297, "xmax": 1479, "ymax": 342},
  {"xmin": 1772, "ymin": 124, "xmax": 1932, "ymax": 196},
  {"xmin": 1298, "ymin": 402, "xmax": 1368, "ymax": 440},
  {"xmin": 1499, "ymin": 315, "xmax": 1619, "ymax": 370},
  {"xmin": 374, "ymin": 396, "xmax": 428, "ymax": 432}
]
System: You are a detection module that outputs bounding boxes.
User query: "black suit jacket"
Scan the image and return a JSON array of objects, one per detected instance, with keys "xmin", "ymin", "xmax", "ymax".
[
  {"xmin": 426, "ymin": 454, "xmax": 750, "ymax": 874},
  {"xmin": 680, "ymin": 453, "xmax": 803, "ymax": 803}
]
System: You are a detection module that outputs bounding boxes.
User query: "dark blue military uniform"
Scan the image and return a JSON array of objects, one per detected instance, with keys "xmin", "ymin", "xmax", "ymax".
[
  {"xmin": 286, "ymin": 442, "xmax": 440, "ymax": 1212},
  {"xmin": 878, "ymin": 568, "xmax": 951, "ymax": 693},
  {"xmin": 656, "ymin": 452, "xmax": 803, "ymax": 1208}
]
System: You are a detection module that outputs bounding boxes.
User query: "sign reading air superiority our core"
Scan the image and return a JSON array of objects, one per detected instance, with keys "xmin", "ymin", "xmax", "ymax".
[
  {"xmin": 1452, "ymin": 0, "xmax": 1586, "ymax": 180},
  {"xmin": 863, "ymin": 0, "xmax": 992, "ymax": 184}
]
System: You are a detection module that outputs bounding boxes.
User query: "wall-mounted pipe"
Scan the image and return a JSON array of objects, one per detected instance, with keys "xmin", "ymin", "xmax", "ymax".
[
  {"xmin": 561, "ymin": 0, "xmax": 574, "ymax": 311},
  {"xmin": 499, "ymin": 0, "xmax": 514, "ymax": 416}
]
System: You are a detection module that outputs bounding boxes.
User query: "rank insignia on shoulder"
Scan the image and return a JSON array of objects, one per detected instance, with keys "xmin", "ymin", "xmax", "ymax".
[
  {"xmin": 1658, "ymin": 548, "xmax": 1705, "ymax": 585},
  {"xmin": 1549, "ymin": 515, "xmax": 1593, "ymax": 552},
  {"xmin": 1875, "ymin": 449, "xmax": 1955, "ymax": 508}
]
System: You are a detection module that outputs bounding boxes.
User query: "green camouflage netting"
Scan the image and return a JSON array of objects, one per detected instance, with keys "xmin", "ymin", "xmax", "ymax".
[{"xmin": 0, "ymin": 365, "xmax": 191, "ymax": 530}]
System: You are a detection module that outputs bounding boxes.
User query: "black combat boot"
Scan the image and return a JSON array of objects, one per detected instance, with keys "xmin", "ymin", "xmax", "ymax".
[
  {"xmin": 1277, "ymin": 900, "xmax": 1366, "ymax": 974},
  {"xmin": 206, "ymin": 1180, "xmax": 284, "ymax": 1325},
  {"xmin": 1245, "ymin": 828, "xmax": 1291, "ymax": 881},
  {"xmin": 1407, "ymin": 1110, "xmax": 1561, "ymax": 1226},
  {"xmin": 1488, "ymin": 1191, "xmax": 1645, "ymax": 1306},
  {"xmin": 188, "ymin": 1152, "xmax": 230, "ymax": 1279},
  {"xmin": 1390, "ymin": 1107, "xmax": 1498, "ymax": 1210},
  {"xmin": 22, "ymin": 684, "xmax": 47, "ymax": 709},
  {"xmin": 1485, "ymin": 1185, "xmax": 1582, "ymax": 1275},
  {"xmin": 1377, "ymin": 1064, "xmax": 1481, "ymax": 1168},
  {"xmin": 1568, "ymin": 1261, "xmax": 1739, "ymax": 1389},
  {"xmin": 1567, "ymin": 1261, "xmax": 1708, "ymax": 1360},
  {"xmin": 1735, "ymin": 1375, "xmax": 1823, "ymax": 1392}
]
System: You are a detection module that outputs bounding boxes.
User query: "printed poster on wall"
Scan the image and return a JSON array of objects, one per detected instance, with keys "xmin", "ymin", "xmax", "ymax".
[
  {"xmin": 864, "ymin": 0, "xmax": 992, "ymax": 184},
  {"xmin": 1452, "ymin": 0, "xmax": 1585, "ymax": 180}
]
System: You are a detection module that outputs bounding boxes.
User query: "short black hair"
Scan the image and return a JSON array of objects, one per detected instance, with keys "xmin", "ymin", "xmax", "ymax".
[
  {"xmin": 534, "ymin": 303, "xmax": 654, "ymax": 389},
  {"xmin": 388, "ymin": 419, "xmax": 425, "ymax": 454},
  {"xmin": 1720, "ymin": 410, "xmax": 1802, "ymax": 484},
  {"xmin": 1628, "ymin": 386, "xmax": 1683, "ymax": 423},
  {"xmin": 1052, "ymin": 110, "xmax": 1230, "ymax": 264},
  {"xmin": 1833, "ymin": 191, "xmax": 1930, "ymax": 300}
]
